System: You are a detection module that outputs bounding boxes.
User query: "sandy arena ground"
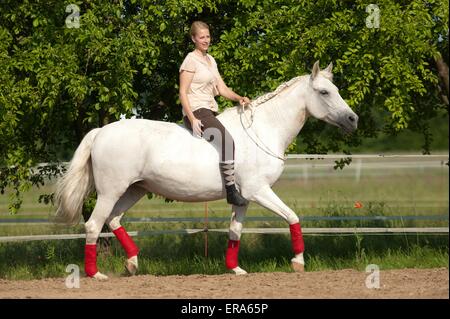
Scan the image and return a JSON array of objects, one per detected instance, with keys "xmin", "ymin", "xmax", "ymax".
[{"xmin": 0, "ymin": 268, "xmax": 448, "ymax": 299}]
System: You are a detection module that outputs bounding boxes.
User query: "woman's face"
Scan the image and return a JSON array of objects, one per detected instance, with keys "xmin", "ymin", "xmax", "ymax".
[{"xmin": 192, "ymin": 28, "xmax": 211, "ymax": 51}]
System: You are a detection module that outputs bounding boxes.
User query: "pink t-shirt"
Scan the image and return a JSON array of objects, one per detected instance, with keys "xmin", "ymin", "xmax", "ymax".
[{"xmin": 179, "ymin": 52, "xmax": 221, "ymax": 115}]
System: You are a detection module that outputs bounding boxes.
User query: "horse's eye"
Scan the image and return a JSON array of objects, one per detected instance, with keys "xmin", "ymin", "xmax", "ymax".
[{"xmin": 320, "ymin": 90, "xmax": 329, "ymax": 95}]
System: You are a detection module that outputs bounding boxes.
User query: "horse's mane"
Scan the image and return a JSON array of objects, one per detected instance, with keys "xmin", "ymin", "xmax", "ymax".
[
  {"xmin": 248, "ymin": 76, "xmax": 304, "ymax": 108},
  {"xmin": 222, "ymin": 70, "xmax": 332, "ymax": 114},
  {"xmin": 248, "ymin": 70, "xmax": 333, "ymax": 108}
]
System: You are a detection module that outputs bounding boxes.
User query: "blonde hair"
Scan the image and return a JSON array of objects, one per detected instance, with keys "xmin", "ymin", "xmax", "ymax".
[{"xmin": 190, "ymin": 21, "xmax": 209, "ymax": 37}]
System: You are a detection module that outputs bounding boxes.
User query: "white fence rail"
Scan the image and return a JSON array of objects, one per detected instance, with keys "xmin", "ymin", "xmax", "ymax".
[{"xmin": 0, "ymin": 227, "xmax": 448, "ymax": 243}]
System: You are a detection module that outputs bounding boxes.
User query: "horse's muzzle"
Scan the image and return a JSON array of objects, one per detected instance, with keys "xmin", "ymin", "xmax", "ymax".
[{"xmin": 339, "ymin": 112, "xmax": 358, "ymax": 134}]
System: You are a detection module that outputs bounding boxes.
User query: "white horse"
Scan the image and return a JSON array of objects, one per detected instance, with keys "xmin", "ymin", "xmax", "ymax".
[{"xmin": 55, "ymin": 61, "xmax": 358, "ymax": 280}]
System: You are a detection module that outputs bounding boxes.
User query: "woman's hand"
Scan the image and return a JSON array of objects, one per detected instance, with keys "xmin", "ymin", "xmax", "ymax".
[
  {"xmin": 239, "ymin": 96, "xmax": 251, "ymax": 107},
  {"xmin": 191, "ymin": 118, "xmax": 204, "ymax": 138}
]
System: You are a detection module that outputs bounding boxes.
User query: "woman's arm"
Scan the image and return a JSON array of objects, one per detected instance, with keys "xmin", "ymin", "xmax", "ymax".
[
  {"xmin": 179, "ymin": 70, "xmax": 195, "ymax": 122},
  {"xmin": 216, "ymin": 76, "xmax": 250, "ymax": 106},
  {"xmin": 179, "ymin": 70, "xmax": 203, "ymax": 136}
]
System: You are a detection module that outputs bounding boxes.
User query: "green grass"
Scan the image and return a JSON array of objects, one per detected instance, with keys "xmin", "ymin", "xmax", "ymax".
[
  {"xmin": 0, "ymin": 232, "xmax": 447, "ymax": 280},
  {"xmin": 0, "ymin": 156, "xmax": 448, "ymax": 279},
  {"xmin": 1, "ymin": 155, "xmax": 448, "ymax": 219}
]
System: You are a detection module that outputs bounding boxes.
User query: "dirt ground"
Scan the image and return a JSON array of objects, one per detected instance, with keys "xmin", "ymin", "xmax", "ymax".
[{"xmin": 0, "ymin": 268, "xmax": 447, "ymax": 299}]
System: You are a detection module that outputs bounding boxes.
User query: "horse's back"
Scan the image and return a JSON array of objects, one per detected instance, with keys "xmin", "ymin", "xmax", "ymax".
[
  {"xmin": 92, "ymin": 119, "xmax": 220, "ymax": 166},
  {"xmin": 90, "ymin": 119, "xmax": 224, "ymax": 200}
]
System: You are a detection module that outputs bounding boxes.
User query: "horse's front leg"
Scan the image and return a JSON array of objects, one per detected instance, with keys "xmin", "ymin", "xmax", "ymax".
[
  {"xmin": 226, "ymin": 204, "xmax": 249, "ymax": 275},
  {"xmin": 251, "ymin": 185, "xmax": 305, "ymax": 272}
]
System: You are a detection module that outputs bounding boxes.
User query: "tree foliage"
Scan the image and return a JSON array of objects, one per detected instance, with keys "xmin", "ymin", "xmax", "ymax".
[
  {"xmin": 212, "ymin": 0, "xmax": 448, "ymax": 154},
  {"xmin": 0, "ymin": 0, "xmax": 448, "ymax": 213}
]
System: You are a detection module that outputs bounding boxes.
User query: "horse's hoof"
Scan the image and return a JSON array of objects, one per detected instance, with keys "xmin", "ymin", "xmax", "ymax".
[
  {"xmin": 92, "ymin": 272, "xmax": 109, "ymax": 280},
  {"xmin": 126, "ymin": 256, "xmax": 138, "ymax": 276},
  {"xmin": 231, "ymin": 266, "xmax": 248, "ymax": 276},
  {"xmin": 291, "ymin": 261, "xmax": 305, "ymax": 272}
]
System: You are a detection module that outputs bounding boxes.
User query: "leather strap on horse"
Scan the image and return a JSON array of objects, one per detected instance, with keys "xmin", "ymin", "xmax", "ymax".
[{"xmin": 239, "ymin": 106, "xmax": 286, "ymax": 162}]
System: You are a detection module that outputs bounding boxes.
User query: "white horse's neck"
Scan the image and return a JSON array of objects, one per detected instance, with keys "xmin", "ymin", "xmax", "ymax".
[{"xmin": 246, "ymin": 77, "xmax": 309, "ymax": 155}]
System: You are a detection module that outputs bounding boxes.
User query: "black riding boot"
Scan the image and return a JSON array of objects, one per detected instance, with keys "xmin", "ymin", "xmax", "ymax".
[{"xmin": 219, "ymin": 161, "xmax": 249, "ymax": 207}]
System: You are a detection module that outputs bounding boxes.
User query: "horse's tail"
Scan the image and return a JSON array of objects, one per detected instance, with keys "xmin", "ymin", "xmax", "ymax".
[{"xmin": 54, "ymin": 128, "xmax": 101, "ymax": 226}]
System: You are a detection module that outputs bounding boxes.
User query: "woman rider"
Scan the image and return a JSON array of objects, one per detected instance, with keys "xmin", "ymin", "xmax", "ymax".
[{"xmin": 179, "ymin": 21, "xmax": 250, "ymax": 206}]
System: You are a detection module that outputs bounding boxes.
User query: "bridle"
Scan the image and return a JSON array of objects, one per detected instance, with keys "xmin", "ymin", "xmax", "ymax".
[
  {"xmin": 237, "ymin": 77, "xmax": 305, "ymax": 162},
  {"xmin": 239, "ymin": 104, "xmax": 287, "ymax": 162}
]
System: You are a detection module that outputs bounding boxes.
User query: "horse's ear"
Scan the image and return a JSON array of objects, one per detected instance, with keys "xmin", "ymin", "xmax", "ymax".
[
  {"xmin": 324, "ymin": 62, "xmax": 333, "ymax": 73},
  {"xmin": 310, "ymin": 60, "xmax": 320, "ymax": 81}
]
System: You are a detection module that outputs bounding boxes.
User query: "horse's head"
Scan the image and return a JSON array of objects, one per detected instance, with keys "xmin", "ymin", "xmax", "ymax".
[{"xmin": 305, "ymin": 61, "xmax": 358, "ymax": 134}]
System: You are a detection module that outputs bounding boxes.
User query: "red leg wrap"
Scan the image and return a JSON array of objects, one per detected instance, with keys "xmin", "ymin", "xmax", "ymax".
[
  {"xmin": 113, "ymin": 226, "xmax": 139, "ymax": 258},
  {"xmin": 225, "ymin": 240, "xmax": 240, "ymax": 269},
  {"xmin": 85, "ymin": 244, "xmax": 98, "ymax": 277},
  {"xmin": 289, "ymin": 223, "xmax": 305, "ymax": 254}
]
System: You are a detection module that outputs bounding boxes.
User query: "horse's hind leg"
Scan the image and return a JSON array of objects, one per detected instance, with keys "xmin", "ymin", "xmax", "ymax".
[
  {"xmin": 106, "ymin": 184, "xmax": 147, "ymax": 276},
  {"xmin": 84, "ymin": 195, "xmax": 119, "ymax": 280},
  {"xmin": 226, "ymin": 204, "xmax": 249, "ymax": 275},
  {"xmin": 251, "ymin": 185, "xmax": 305, "ymax": 272}
]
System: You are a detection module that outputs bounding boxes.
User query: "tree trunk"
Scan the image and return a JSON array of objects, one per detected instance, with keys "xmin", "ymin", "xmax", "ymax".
[
  {"xmin": 435, "ymin": 56, "xmax": 449, "ymax": 105},
  {"xmin": 98, "ymin": 107, "xmax": 111, "ymax": 128},
  {"xmin": 74, "ymin": 102, "xmax": 86, "ymax": 145}
]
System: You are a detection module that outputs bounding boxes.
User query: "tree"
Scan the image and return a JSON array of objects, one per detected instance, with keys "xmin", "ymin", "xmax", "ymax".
[
  {"xmin": 0, "ymin": 0, "xmax": 222, "ymax": 213},
  {"xmin": 211, "ymin": 0, "xmax": 449, "ymax": 154},
  {"xmin": 0, "ymin": 0, "xmax": 448, "ymax": 214}
]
